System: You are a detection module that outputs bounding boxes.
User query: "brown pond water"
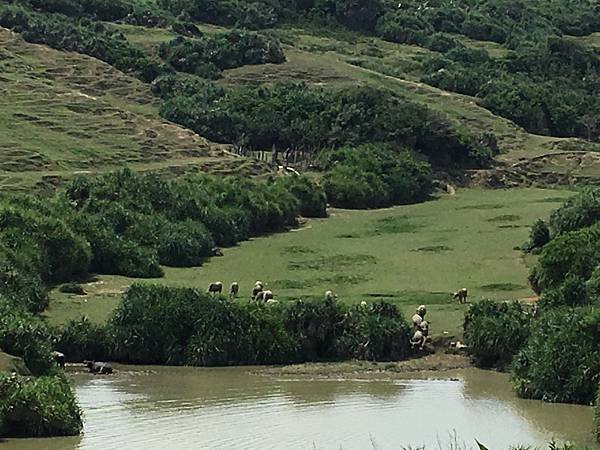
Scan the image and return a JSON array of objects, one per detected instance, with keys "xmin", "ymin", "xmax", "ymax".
[{"xmin": 2, "ymin": 366, "xmax": 595, "ymax": 450}]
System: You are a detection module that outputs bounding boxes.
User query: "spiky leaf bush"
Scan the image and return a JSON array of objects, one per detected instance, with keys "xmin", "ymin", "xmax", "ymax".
[
  {"xmin": 512, "ymin": 307, "xmax": 600, "ymax": 404},
  {"xmin": 0, "ymin": 373, "xmax": 82, "ymax": 437},
  {"xmin": 463, "ymin": 300, "xmax": 531, "ymax": 369}
]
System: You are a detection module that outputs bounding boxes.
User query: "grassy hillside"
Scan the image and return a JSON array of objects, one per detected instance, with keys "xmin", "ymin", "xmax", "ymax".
[
  {"xmin": 45, "ymin": 187, "xmax": 571, "ymax": 338},
  {"xmin": 0, "ymin": 27, "xmax": 265, "ymax": 191}
]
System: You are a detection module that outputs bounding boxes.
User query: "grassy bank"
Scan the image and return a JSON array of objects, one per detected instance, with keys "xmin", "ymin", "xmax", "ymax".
[{"xmin": 46, "ymin": 187, "xmax": 571, "ymax": 338}]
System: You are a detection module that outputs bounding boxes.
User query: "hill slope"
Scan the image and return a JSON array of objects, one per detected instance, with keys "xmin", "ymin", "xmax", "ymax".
[{"xmin": 0, "ymin": 27, "xmax": 263, "ymax": 191}]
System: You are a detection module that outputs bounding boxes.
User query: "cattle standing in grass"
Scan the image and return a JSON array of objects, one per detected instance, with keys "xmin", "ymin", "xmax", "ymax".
[
  {"xmin": 263, "ymin": 290, "xmax": 274, "ymax": 302},
  {"xmin": 229, "ymin": 282, "xmax": 239, "ymax": 299},
  {"xmin": 208, "ymin": 281, "xmax": 223, "ymax": 295},
  {"xmin": 52, "ymin": 351, "xmax": 65, "ymax": 369},
  {"xmin": 84, "ymin": 361, "xmax": 113, "ymax": 375},
  {"xmin": 324, "ymin": 290, "xmax": 336, "ymax": 301},
  {"xmin": 252, "ymin": 281, "xmax": 264, "ymax": 300},
  {"xmin": 453, "ymin": 288, "xmax": 468, "ymax": 304}
]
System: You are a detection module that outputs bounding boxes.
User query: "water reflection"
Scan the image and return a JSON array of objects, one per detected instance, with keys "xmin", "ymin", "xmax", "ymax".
[{"xmin": 1, "ymin": 366, "xmax": 595, "ymax": 450}]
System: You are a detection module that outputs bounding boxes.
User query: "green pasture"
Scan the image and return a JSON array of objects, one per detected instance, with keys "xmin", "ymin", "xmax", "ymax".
[{"xmin": 46, "ymin": 187, "xmax": 571, "ymax": 338}]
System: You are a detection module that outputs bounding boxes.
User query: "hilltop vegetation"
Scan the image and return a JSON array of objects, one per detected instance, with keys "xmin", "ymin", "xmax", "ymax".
[{"xmin": 2, "ymin": 0, "xmax": 600, "ymax": 193}]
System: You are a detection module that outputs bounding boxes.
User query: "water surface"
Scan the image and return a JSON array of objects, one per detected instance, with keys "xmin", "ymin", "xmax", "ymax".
[{"xmin": 2, "ymin": 366, "xmax": 595, "ymax": 449}]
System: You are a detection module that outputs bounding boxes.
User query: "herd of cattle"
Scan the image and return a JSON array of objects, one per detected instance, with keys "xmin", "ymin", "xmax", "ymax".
[{"xmin": 52, "ymin": 283, "xmax": 470, "ymax": 373}]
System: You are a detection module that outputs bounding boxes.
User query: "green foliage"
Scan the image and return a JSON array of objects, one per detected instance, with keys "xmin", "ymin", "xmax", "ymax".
[
  {"xmin": 158, "ymin": 31, "xmax": 285, "ymax": 78},
  {"xmin": 109, "ymin": 284, "xmax": 412, "ymax": 365},
  {"xmin": 0, "ymin": 301, "xmax": 54, "ymax": 376},
  {"xmin": 55, "ymin": 317, "xmax": 112, "ymax": 362},
  {"xmin": 274, "ymin": 175, "xmax": 328, "ymax": 218},
  {"xmin": 538, "ymin": 275, "xmax": 590, "ymax": 308},
  {"xmin": 319, "ymin": 144, "xmax": 433, "ymax": 209},
  {"xmin": 161, "ymin": 82, "xmax": 495, "ymax": 167},
  {"xmin": 463, "ymin": 300, "xmax": 531, "ymax": 369},
  {"xmin": 548, "ymin": 188, "xmax": 600, "ymax": 238},
  {"xmin": 0, "ymin": 373, "xmax": 82, "ymax": 437},
  {"xmin": 512, "ymin": 307, "xmax": 600, "ymax": 404},
  {"xmin": 525, "ymin": 219, "xmax": 550, "ymax": 252},
  {"xmin": 0, "ymin": 261, "xmax": 48, "ymax": 314},
  {"xmin": 529, "ymin": 223, "xmax": 600, "ymax": 293},
  {"xmin": 0, "ymin": 4, "xmax": 166, "ymax": 82}
]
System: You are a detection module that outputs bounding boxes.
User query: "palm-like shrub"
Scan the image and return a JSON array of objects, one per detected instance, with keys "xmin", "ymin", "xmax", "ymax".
[{"xmin": 463, "ymin": 300, "xmax": 531, "ymax": 369}]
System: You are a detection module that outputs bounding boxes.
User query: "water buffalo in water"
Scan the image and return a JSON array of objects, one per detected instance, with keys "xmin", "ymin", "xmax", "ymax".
[
  {"xmin": 208, "ymin": 281, "xmax": 223, "ymax": 295},
  {"xmin": 453, "ymin": 288, "xmax": 468, "ymax": 304},
  {"xmin": 85, "ymin": 361, "xmax": 113, "ymax": 375}
]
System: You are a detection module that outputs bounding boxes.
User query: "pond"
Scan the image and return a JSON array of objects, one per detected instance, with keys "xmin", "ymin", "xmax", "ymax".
[{"xmin": 2, "ymin": 366, "xmax": 595, "ymax": 449}]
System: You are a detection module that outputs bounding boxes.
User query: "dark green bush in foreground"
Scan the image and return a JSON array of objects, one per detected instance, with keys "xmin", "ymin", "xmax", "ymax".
[
  {"xmin": 109, "ymin": 284, "xmax": 412, "ymax": 366},
  {"xmin": 0, "ymin": 373, "xmax": 82, "ymax": 437},
  {"xmin": 463, "ymin": 300, "xmax": 531, "ymax": 369},
  {"xmin": 512, "ymin": 307, "xmax": 600, "ymax": 404}
]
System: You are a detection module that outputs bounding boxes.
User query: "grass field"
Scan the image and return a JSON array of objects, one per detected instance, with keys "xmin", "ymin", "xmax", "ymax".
[{"xmin": 45, "ymin": 187, "xmax": 572, "ymax": 338}]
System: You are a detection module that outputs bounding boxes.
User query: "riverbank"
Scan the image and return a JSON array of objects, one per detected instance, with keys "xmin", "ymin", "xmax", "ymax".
[{"xmin": 251, "ymin": 352, "xmax": 473, "ymax": 378}]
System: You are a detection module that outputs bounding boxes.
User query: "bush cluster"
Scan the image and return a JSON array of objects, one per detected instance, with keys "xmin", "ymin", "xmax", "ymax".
[
  {"xmin": 158, "ymin": 31, "xmax": 285, "ymax": 78},
  {"xmin": 109, "ymin": 284, "xmax": 412, "ymax": 365},
  {"xmin": 318, "ymin": 144, "xmax": 433, "ymax": 209},
  {"xmin": 160, "ymin": 79, "xmax": 497, "ymax": 168},
  {"xmin": 0, "ymin": 4, "xmax": 166, "ymax": 82},
  {"xmin": 463, "ymin": 300, "xmax": 531, "ymax": 369},
  {"xmin": 512, "ymin": 307, "xmax": 600, "ymax": 404},
  {"xmin": 0, "ymin": 373, "xmax": 82, "ymax": 437}
]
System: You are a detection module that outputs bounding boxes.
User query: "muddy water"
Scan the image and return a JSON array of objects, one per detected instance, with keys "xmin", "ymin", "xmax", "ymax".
[{"xmin": 2, "ymin": 367, "xmax": 595, "ymax": 450}]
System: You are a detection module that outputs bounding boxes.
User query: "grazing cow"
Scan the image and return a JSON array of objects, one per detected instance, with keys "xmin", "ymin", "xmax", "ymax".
[
  {"xmin": 360, "ymin": 301, "xmax": 368, "ymax": 308},
  {"xmin": 453, "ymin": 288, "xmax": 468, "ymax": 304},
  {"xmin": 210, "ymin": 247, "xmax": 224, "ymax": 257},
  {"xmin": 411, "ymin": 321, "xmax": 430, "ymax": 351},
  {"xmin": 252, "ymin": 281, "xmax": 264, "ymax": 300},
  {"xmin": 84, "ymin": 361, "xmax": 113, "ymax": 375},
  {"xmin": 266, "ymin": 299, "xmax": 279, "ymax": 305},
  {"xmin": 229, "ymin": 282, "xmax": 239, "ymax": 299},
  {"xmin": 324, "ymin": 290, "xmax": 337, "ymax": 301},
  {"xmin": 412, "ymin": 305, "xmax": 427, "ymax": 331},
  {"xmin": 52, "ymin": 351, "xmax": 65, "ymax": 369},
  {"xmin": 263, "ymin": 290, "xmax": 274, "ymax": 301},
  {"xmin": 208, "ymin": 281, "xmax": 223, "ymax": 295}
]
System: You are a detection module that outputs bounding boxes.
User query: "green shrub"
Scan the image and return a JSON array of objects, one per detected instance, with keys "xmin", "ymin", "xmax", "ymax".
[
  {"xmin": 0, "ymin": 302, "xmax": 53, "ymax": 376},
  {"xmin": 463, "ymin": 300, "xmax": 531, "ymax": 369},
  {"xmin": 109, "ymin": 284, "xmax": 412, "ymax": 365},
  {"xmin": 55, "ymin": 317, "xmax": 112, "ymax": 362},
  {"xmin": 512, "ymin": 307, "xmax": 600, "ymax": 404},
  {"xmin": 0, "ymin": 260, "xmax": 48, "ymax": 314},
  {"xmin": 320, "ymin": 144, "xmax": 433, "ymax": 209},
  {"xmin": 529, "ymin": 223, "xmax": 600, "ymax": 293},
  {"xmin": 548, "ymin": 188, "xmax": 600, "ymax": 237},
  {"xmin": 538, "ymin": 275, "xmax": 590, "ymax": 308},
  {"xmin": 337, "ymin": 301, "xmax": 412, "ymax": 360},
  {"xmin": 157, "ymin": 31, "xmax": 285, "ymax": 76},
  {"xmin": 0, "ymin": 373, "xmax": 82, "ymax": 437},
  {"xmin": 275, "ymin": 175, "xmax": 327, "ymax": 218},
  {"xmin": 525, "ymin": 218, "xmax": 550, "ymax": 251}
]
